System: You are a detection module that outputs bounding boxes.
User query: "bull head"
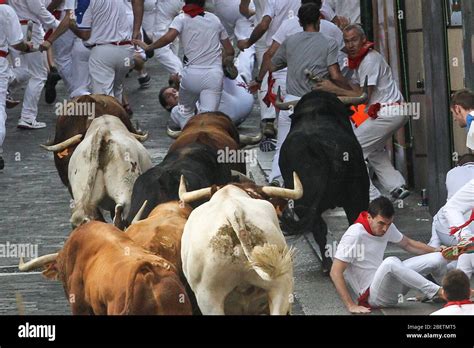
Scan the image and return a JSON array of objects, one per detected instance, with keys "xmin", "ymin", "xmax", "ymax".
[
  {"xmin": 275, "ymin": 73, "xmax": 369, "ymax": 110},
  {"xmin": 178, "ymin": 172, "xmax": 303, "ymax": 204}
]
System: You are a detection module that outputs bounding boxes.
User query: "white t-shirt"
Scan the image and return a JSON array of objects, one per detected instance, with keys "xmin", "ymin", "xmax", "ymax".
[
  {"xmin": 78, "ymin": 0, "xmax": 132, "ymax": 46},
  {"xmin": 170, "ymin": 12, "xmax": 228, "ymax": 68},
  {"xmin": 208, "ymin": 0, "xmax": 253, "ymax": 41},
  {"xmin": 334, "ymin": 222, "xmax": 404, "ymax": 296},
  {"xmin": 439, "ymin": 179, "xmax": 474, "ymax": 239},
  {"xmin": 431, "ymin": 303, "xmax": 474, "ymax": 315},
  {"xmin": 354, "ymin": 50, "xmax": 404, "ymax": 105},
  {"xmin": 0, "ymin": 5, "xmax": 23, "ymax": 53},
  {"xmin": 147, "ymin": 0, "xmax": 183, "ymax": 36},
  {"xmin": 272, "ymin": 17, "xmax": 346, "ymax": 70},
  {"xmin": 325, "ymin": 0, "xmax": 361, "ymax": 24},
  {"xmin": 446, "ymin": 164, "xmax": 474, "ymax": 200},
  {"xmin": 262, "ymin": 0, "xmax": 300, "ymax": 47},
  {"xmin": 9, "ymin": 0, "xmax": 59, "ymax": 44}
]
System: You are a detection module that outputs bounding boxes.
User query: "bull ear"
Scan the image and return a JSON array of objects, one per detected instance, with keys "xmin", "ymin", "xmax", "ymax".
[{"xmin": 42, "ymin": 262, "xmax": 59, "ymax": 281}]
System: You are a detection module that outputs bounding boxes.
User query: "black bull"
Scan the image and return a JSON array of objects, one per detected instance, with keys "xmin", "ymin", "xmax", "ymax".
[{"xmin": 280, "ymin": 91, "xmax": 369, "ymax": 273}]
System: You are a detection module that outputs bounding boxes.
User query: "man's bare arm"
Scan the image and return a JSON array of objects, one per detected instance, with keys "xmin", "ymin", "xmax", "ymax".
[
  {"xmin": 131, "ymin": 0, "xmax": 144, "ymax": 40},
  {"xmin": 330, "ymin": 259, "xmax": 371, "ymax": 314}
]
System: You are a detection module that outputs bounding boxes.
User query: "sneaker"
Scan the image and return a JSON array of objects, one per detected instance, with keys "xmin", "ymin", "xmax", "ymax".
[
  {"xmin": 261, "ymin": 119, "xmax": 276, "ymax": 138},
  {"xmin": 391, "ymin": 185, "xmax": 411, "ymax": 200},
  {"xmin": 0, "ymin": 156, "xmax": 4, "ymax": 170},
  {"xmin": 45, "ymin": 67, "xmax": 61, "ymax": 104},
  {"xmin": 6, "ymin": 92, "xmax": 20, "ymax": 109},
  {"xmin": 17, "ymin": 119, "xmax": 47, "ymax": 130},
  {"xmin": 259, "ymin": 137, "xmax": 277, "ymax": 152},
  {"xmin": 138, "ymin": 74, "xmax": 151, "ymax": 89}
]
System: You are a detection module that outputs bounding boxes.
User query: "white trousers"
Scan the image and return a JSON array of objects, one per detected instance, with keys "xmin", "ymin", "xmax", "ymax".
[
  {"xmin": 457, "ymin": 253, "xmax": 474, "ymax": 279},
  {"xmin": 178, "ymin": 66, "xmax": 224, "ymax": 121},
  {"xmin": 355, "ymin": 106, "xmax": 407, "ymax": 197},
  {"xmin": 89, "ymin": 44, "xmax": 135, "ymax": 101},
  {"xmin": 0, "ymin": 58, "xmax": 8, "ymax": 153},
  {"xmin": 70, "ymin": 39, "xmax": 91, "ymax": 98},
  {"xmin": 52, "ymin": 30, "xmax": 76, "ymax": 96},
  {"xmin": 152, "ymin": 31, "xmax": 182, "ymax": 75},
  {"xmin": 368, "ymin": 254, "xmax": 446, "ymax": 307},
  {"xmin": 255, "ymin": 44, "xmax": 276, "ymax": 121}
]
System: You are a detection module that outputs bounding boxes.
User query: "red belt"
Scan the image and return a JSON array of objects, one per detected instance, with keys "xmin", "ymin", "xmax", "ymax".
[
  {"xmin": 19, "ymin": 20, "xmax": 29, "ymax": 25},
  {"xmin": 0, "ymin": 50, "xmax": 8, "ymax": 58},
  {"xmin": 88, "ymin": 41, "xmax": 133, "ymax": 49}
]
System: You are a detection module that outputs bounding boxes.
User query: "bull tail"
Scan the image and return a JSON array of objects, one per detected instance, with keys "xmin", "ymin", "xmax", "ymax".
[
  {"xmin": 225, "ymin": 202, "xmax": 294, "ymax": 282},
  {"xmin": 120, "ymin": 261, "xmax": 155, "ymax": 315},
  {"xmin": 79, "ymin": 127, "xmax": 107, "ymax": 217}
]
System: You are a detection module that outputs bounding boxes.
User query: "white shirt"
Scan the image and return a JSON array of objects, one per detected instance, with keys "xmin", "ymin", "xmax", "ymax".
[
  {"xmin": 354, "ymin": 50, "xmax": 404, "ymax": 105},
  {"xmin": 431, "ymin": 303, "xmax": 474, "ymax": 315},
  {"xmin": 446, "ymin": 164, "xmax": 474, "ymax": 200},
  {"xmin": 325, "ymin": 0, "xmax": 361, "ymax": 24},
  {"xmin": 208, "ymin": 0, "xmax": 251, "ymax": 40},
  {"xmin": 334, "ymin": 222, "xmax": 404, "ymax": 296},
  {"xmin": 78, "ymin": 0, "xmax": 132, "ymax": 46},
  {"xmin": 145, "ymin": 0, "xmax": 183, "ymax": 36},
  {"xmin": 170, "ymin": 12, "xmax": 228, "ymax": 68},
  {"xmin": 272, "ymin": 17, "xmax": 346, "ymax": 70},
  {"xmin": 440, "ymin": 179, "xmax": 474, "ymax": 239},
  {"xmin": 9, "ymin": 0, "xmax": 59, "ymax": 44},
  {"xmin": 0, "ymin": 5, "xmax": 23, "ymax": 53},
  {"xmin": 262, "ymin": 0, "xmax": 300, "ymax": 47}
]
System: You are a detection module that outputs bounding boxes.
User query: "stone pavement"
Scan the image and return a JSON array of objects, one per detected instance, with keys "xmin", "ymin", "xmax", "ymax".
[{"xmin": 0, "ymin": 56, "xmax": 469, "ymax": 316}]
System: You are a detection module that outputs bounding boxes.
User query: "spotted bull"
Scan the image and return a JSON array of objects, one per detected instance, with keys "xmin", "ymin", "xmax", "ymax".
[
  {"xmin": 177, "ymin": 173, "xmax": 303, "ymax": 315},
  {"xmin": 68, "ymin": 115, "xmax": 152, "ymax": 228}
]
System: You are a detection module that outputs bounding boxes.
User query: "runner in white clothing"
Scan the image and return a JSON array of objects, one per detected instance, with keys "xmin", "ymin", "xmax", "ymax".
[
  {"xmin": 431, "ymin": 270, "xmax": 474, "ymax": 315},
  {"xmin": 331, "ymin": 197, "xmax": 447, "ymax": 314},
  {"xmin": 142, "ymin": 0, "xmax": 184, "ymax": 75},
  {"xmin": 134, "ymin": 0, "xmax": 234, "ymax": 123},
  {"xmin": 71, "ymin": 0, "xmax": 135, "ymax": 102},
  {"xmin": 239, "ymin": 0, "xmax": 301, "ymax": 137},
  {"xmin": 315, "ymin": 24, "xmax": 410, "ymax": 201},
  {"xmin": 0, "ymin": 2, "xmax": 35, "ymax": 170},
  {"xmin": 8, "ymin": 0, "xmax": 60, "ymax": 130}
]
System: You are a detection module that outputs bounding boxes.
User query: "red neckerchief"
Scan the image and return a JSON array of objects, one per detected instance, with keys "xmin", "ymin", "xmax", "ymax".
[
  {"xmin": 450, "ymin": 209, "xmax": 474, "ymax": 236},
  {"xmin": 0, "ymin": 0, "xmax": 7, "ymax": 4},
  {"xmin": 355, "ymin": 211, "xmax": 376, "ymax": 236},
  {"xmin": 182, "ymin": 4, "xmax": 205, "ymax": 18},
  {"xmin": 444, "ymin": 300, "xmax": 473, "ymax": 308},
  {"xmin": 348, "ymin": 42, "xmax": 375, "ymax": 70},
  {"xmin": 357, "ymin": 288, "xmax": 371, "ymax": 308},
  {"xmin": 262, "ymin": 72, "xmax": 277, "ymax": 108}
]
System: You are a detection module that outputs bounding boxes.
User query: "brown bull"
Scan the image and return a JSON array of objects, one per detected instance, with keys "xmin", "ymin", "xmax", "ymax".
[
  {"xmin": 41, "ymin": 95, "xmax": 141, "ymax": 191},
  {"xmin": 19, "ymin": 221, "xmax": 192, "ymax": 315},
  {"xmin": 168, "ymin": 112, "xmax": 261, "ymax": 174}
]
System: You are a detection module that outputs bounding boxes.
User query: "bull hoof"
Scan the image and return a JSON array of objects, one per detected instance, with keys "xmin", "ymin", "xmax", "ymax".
[{"xmin": 322, "ymin": 257, "xmax": 333, "ymax": 276}]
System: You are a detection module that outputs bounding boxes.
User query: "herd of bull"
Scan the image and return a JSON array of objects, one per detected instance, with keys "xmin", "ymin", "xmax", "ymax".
[{"xmin": 18, "ymin": 83, "xmax": 370, "ymax": 315}]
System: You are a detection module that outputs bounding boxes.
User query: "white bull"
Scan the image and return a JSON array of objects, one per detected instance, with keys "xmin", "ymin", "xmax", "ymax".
[
  {"xmin": 178, "ymin": 173, "xmax": 303, "ymax": 315},
  {"xmin": 69, "ymin": 115, "xmax": 152, "ymax": 229}
]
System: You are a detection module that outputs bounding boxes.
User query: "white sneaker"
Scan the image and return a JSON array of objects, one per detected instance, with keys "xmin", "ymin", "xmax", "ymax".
[{"xmin": 17, "ymin": 119, "xmax": 47, "ymax": 130}]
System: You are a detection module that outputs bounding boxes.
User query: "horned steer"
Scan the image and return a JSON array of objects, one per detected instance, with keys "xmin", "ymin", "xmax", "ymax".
[
  {"xmin": 69, "ymin": 115, "xmax": 152, "ymax": 228},
  {"xmin": 178, "ymin": 173, "xmax": 303, "ymax": 315}
]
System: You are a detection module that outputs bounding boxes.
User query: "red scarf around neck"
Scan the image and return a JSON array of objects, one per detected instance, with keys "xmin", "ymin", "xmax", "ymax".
[
  {"xmin": 182, "ymin": 4, "xmax": 205, "ymax": 18},
  {"xmin": 355, "ymin": 211, "xmax": 375, "ymax": 236},
  {"xmin": 0, "ymin": 0, "xmax": 8, "ymax": 4},
  {"xmin": 348, "ymin": 42, "xmax": 375, "ymax": 70},
  {"xmin": 444, "ymin": 300, "xmax": 473, "ymax": 308},
  {"xmin": 450, "ymin": 209, "xmax": 474, "ymax": 236}
]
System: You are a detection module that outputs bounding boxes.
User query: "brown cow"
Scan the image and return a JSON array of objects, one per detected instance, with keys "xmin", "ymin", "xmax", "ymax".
[
  {"xmin": 41, "ymin": 95, "xmax": 143, "ymax": 191},
  {"xmin": 168, "ymin": 112, "xmax": 261, "ymax": 174},
  {"xmin": 19, "ymin": 221, "xmax": 192, "ymax": 315},
  {"xmin": 125, "ymin": 201, "xmax": 201, "ymax": 314}
]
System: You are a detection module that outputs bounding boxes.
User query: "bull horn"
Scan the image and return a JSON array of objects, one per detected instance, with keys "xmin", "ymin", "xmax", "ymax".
[
  {"xmin": 239, "ymin": 132, "xmax": 263, "ymax": 145},
  {"xmin": 262, "ymin": 172, "xmax": 303, "ymax": 200},
  {"xmin": 231, "ymin": 170, "xmax": 254, "ymax": 184},
  {"xmin": 40, "ymin": 134, "xmax": 83, "ymax": 152},
  {"xmin": 133, "ymin": 132, "xmax": 148, "ymax": 142},
  {"xmin": 167, "ymin": 126, "xmax": 182, "ymax": 139},
  {"xmin": 131, "ymin": 200, "xmax": 148, "ymax": 225},
  {"xmin": 274, "ymin": 87, "xmax": 301, "ymax": 111},
  {"xmin": 19, "ymin": 253, "xmax": 58, "ymax": 272},
  {"xmin": 337, "ymin": 76, "xmax": 369, "ymax": 105},
  {"xmin": 178, "ymin": 175, "xmax": 212, "ymax": 204}
]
